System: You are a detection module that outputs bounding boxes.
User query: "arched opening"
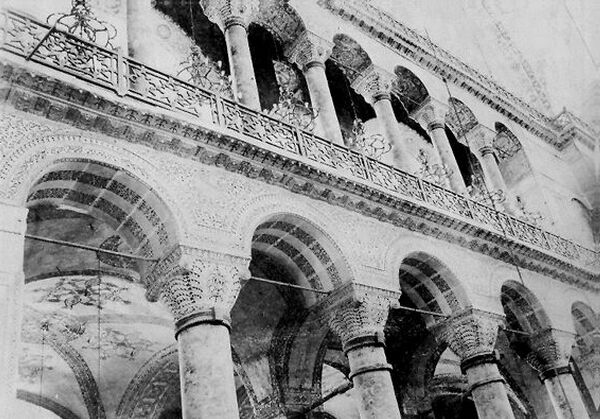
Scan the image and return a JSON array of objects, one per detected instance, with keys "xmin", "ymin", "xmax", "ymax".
[
  {"xmin": 329, "ymin": 34, "xmax": 376, "ymax": 140},
  {"xmin": 570, "ymin": 302, "xmax": 599, "ymax": 414},
  {"xmin": 445, "ymin": 126, "xmax": 484, "ymax": 189},
  {"xmin": 18, "ymin": 159, "xmax": 185, "ymax": 418},
  {"xmin": 386, "ymin": 252, "xmax": 469, "ymax": 416},
  {"xmin": 229, "ymin": 213, "xmax": 352, "ymax": 416}
]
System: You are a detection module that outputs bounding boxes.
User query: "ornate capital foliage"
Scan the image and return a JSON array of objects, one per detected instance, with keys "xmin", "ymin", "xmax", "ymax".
[
  {"xmin": 145, "ymin": 246, "xmax": 250, "ymax": 323},
  {"xmin": 437, "ymin": 308, "xmax": 505, "ymax": 361},
  {"xmin": 351, "ymin": 64, "xmax": 395, "ymax": 104},
  {"xmin": 286, "ymin": 31, "xmax": 334, "ymax": 69},
  {"xmin": 413, "ymin": 97, "xmax": 449, "ymax": 130},
  {"xmin": 469, "ymin": 125, "xmax": 497, "ymax": 156},
  {"xmin": 526, "ymin": 328, "xmax": 576, "ymax": 372},
  {"xmin": 319, "ymin": 283, "xmax": 401, "ymax": 348},
  {"xmin": 199, "ymin": 0, "xmax": 260, "ymax": 30}
]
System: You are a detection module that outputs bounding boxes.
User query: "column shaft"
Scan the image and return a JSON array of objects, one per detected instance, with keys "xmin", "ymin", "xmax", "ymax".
[
  {"xmin": 428, "ymin": 125, "xmax": 467, "ymax": 193},
  {"xmin": 478, "ymin": 150, "xmax": 515, "ymax": 214},
  {"xmin": 465, "ymin": 361, "xmax": 515, "ymax": 419},
  {"xmin": 0, "ymin": 202, "xmax": 27, "ymax": 417},
  {"xmin": 372, "ymin": 97, "xmax": 411, "ymax": 170},
  {"xmin": 178, "ymin": 322, "xmax": 240, "ymax": 419},
  {"xmin": 224, "ymin": 23, "xmax": 261, "ymax": 110},
  {"xmin": 544, "ymin": 372, "xmax": 590, "ymax": 419},
  {"xmin": 303, "ymin": 63, "xmax": 344, "ymax": 145},
  {"xmin": 346, "ymin": 344, "xmax": 401, "ymax": 419}
]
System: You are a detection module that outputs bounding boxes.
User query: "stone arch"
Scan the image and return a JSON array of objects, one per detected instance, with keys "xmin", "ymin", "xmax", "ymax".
[
  {"xmin": 393, "ymin": 66, "xmax": 430, "ymax": 114},
  {"xmin": 500, "ymin": 280, "xmax": 552, "ymax": 334},
  {"xmin": 0, "ymin": 134, "xmax": 188, "ymax": 248},
  {"xmin": 17, "ymin": 390, "xmax": 79, "ymax": 419},
  {"xmin": 331, "ymin": 33, "xmax": 373, "ymax": 83},
  {"xmin": 446, "ymin": 97, "xmax": 479, "ymax": 139},
  {"xmin": 493, "ymin": 122, "xmax": 524, "ymax": 162},
  {"xmin": 255, "ymin": 0, "xmax": 306, "ymax": 47}
]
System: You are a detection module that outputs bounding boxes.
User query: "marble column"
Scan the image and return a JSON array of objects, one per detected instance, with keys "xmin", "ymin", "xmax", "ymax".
[
  {"xmin": 352, "ymin": 65, "xmax": 412, "ymax": 171},
  {"xmin": 201, "ymin": 0, "xmax": 261, "ymax": 109},
  {"xmin": 470, "ymin": 125, "xmax": 516, "ymax": 214},
  {"xmin": 527, "ymin": 329, "xmax": 590, "ymax": 419},
  {"xmin": 287, "ymin": 31, "xmax": 344, "ymax": 145},
  {"xmin": 158, "ymin": 246, "xmax": 250, "ymax": 419},
  {"xmin": 413, "ymin": 98, "xmax": 468, "ymax": 194},
  {"xmin": 441, "ymin": 309, "xmax": 515, "ymax": 419},
  {"xmin": 0, "ymin": 201, "xmax": 27, "ymax": 418},
  {"xmin": 324, "ymin": 283, "xmax": 402, "ymax": 419}
]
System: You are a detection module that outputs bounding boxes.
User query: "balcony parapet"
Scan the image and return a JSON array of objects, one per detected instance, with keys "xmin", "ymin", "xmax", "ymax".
[{"xmin": 0, "ymin": 9, "xmax": 597, "ymax": 276}]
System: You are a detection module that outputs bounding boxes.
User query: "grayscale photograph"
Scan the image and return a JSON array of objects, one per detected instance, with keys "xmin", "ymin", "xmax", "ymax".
[{"xmin": 0, "ymin": 0, "xmax": 598, "ymax": 418}]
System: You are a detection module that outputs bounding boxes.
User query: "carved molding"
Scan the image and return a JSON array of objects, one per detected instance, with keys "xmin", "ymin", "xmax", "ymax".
[
  {"xmin": 318, "ymin": 282, "xmax": 401, "ymax": 348},
  {"xmin": 286, "ymin": 31, "xmax": 334, "ymax": 69},
  {"xmin": 351, "ymin": 64, "xmax": 395, "ymax": 104}
]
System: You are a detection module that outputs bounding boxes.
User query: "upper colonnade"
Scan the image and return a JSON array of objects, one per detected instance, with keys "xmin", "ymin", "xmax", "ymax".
[{"xmin": 0, "ymin": 1, "xmax": 599, "ymax": 417}]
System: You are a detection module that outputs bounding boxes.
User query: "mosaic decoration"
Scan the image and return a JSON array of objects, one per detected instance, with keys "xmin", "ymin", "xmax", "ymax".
[
  {"xmin": 46, "ymin": 0, "xmax": 117, "ymax": 49},
  {"xmin": 331, "ymin": 34, "xmax": 372, "ymax": 83},
  {"xmin": 446, "ymin": 98, "xmax": 478, "ymax": 138},
  {"xmin": 80, "ymin": 327, "xmax": 155, "ymax": 360},
  {"xmin": 345, "ymin": 119, "xmax": 391, "ymax": 160},
  {"xmin": 177, "ymin": 45, "xmax": 233, "ymax": 98},
  {"xmin": 267, "ymin": 61, "xmax": 319, "ymax": 132},
  {"xmin": 393, "ymin": 67, "xmax": 429, "ymax": 113},
  {"xmin": 37, "ymin": 276, "xmax": 131, "ymax": 309},
  {"xmin": 414, "ymin": 149, "xmax": 451, "ymax": 188},
  {"xmin": 494, "ymin": 126, "xmax": 522, "ymax": 161}
]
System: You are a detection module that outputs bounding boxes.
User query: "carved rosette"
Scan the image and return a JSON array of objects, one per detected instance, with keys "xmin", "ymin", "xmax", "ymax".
[
  {"xmin": 145, "ymin": 246, "xmax": 250, "ymax": 325},
  {"xmin": 437, "ymin": 308, "xmax": 505, "ymax": 361},
  {"xmin": 351, "ymin": 65, "xmax": 395, "ymax": 104},
  {"xmin": 322, "ymin": 283, "xmax": 401, "ymax": 349},
  {"xmin": 413, "ymin": 98, "xmax": 449, "ymax": 131},
  {"xmin": 286, "ymin": 31, "xmax": 334, "ymax": 70},
  {"xmin": 526, "ymin": 328, "xmax": 576, "ymax": 372},
  {"xmin": 200, "ymin": 0, "xmax": 259, "ymax": 30}
]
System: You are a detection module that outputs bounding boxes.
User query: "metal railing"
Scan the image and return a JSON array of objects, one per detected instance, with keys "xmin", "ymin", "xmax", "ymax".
[{"xmin": 0, "ymin": 9, "xmax": 597, "ymax": 271}]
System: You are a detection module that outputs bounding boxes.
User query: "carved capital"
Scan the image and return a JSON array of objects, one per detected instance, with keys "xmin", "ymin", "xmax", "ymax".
[
  {"xmin": 286, "ymin": 31, "xmax": 333, "ymax": 70},
  {"xmin": 469, "ymin": 125, "xmax": 496, "ymax": 156},
  {"xmin": 320, "ymin": 283, "xmax": 401, "ymax": 350},
  {"xmin": 413, "ymin": 97, "xmax": 449, "ymax": 131},
  {"xmin": 145, "ymin": 246, "xmax": 250, "ymax": 326},
  {"xmin": 526, "ymin": 328, "xmax": 576, "ymax": 372},
  {"xmin": 351, "ymin": 65, "xmax": 395, "ymax": 104},
  {"xmin": 437, "ymin": 308, "xmax": 505, "ymax": 362},
  {"xmin": 200, "ymin": 0, "xmax": 259, "ymax": 30}
]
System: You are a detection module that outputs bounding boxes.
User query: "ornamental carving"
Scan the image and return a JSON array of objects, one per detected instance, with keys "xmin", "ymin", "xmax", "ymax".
[
  {"xmin": 200, "ymin": 0, "xmax": 260, "ymax": 30},
  {"xmin": 436, "ymin": 308, "xmax": 505, "ymax": 360},
  {"xmin": 413, "ymin": 98, "xmax": 449, "ymax": 128},
  {"xmin": 286, "ymin": 31, "xmax": 333, "ymax": 69},
  {"xmin": 526, "ymin": 328, "xmax": 576, "ymax": 371},
  {"xmin": 146, "ymin": 246, "xmax": 251, "ymax": 322},
  {"xmin": 351, "ymin": 65, "xmax": 395, "ymax": 104},
  {"xmin": 320, "ymin": 283, "xmax": 401, "ymax": 347}
]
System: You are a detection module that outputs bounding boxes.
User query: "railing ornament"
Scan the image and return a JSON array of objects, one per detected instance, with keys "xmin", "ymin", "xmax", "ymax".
[{"xmin": 0, "ymin": 8, "xmax": 595, "ymax": 270}]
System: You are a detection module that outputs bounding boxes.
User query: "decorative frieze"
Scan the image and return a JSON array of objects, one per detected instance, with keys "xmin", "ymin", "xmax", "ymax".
[
  {"xmin": 320, "ymin": 282, "xmax": 401, "ymax": 350},
  {"xmin": 199, "ymin": 0, "xmax": 259, "ymax": 30},
  {"xmin": 286, "ymin": 31, "xmax": 334, "ymax": 70}
]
